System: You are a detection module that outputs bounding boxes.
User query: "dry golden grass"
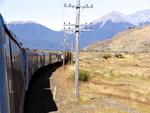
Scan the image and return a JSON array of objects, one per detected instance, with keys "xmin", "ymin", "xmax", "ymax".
[{"xmin": 51, "ymin": 52, "xmax": 150, "ymax": 113}]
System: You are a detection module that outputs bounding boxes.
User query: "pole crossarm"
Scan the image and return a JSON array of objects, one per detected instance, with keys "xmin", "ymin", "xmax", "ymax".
[
  {"xmin": 64, "ymin": 23, "xmax": 92, "ymax": 27},
  {"xmin": 64, "ymin": 28, "xmax": 92, "ymax": 32},
  {"xmin": 64, "ymin": 3, "xmax": 93, "ymax": 9},
  {"xmin": 60, "ymin": 43, "xmax": 70, "ymax": 46}
]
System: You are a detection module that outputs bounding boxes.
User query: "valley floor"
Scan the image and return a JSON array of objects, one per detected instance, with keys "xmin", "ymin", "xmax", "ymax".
[{"xmin": 50, "ymin": 52, "xmax": 150, "ymax": 113}]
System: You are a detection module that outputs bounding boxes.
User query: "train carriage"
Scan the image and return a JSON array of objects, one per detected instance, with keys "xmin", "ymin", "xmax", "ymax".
[
  {"xmin": 0, "ymin": 14, "xmax": 71, "ymax": 113},
  {"xmin": 44, "ymin": 52, "xmax": 50, "ymax": 66},
  {"xmin": 0, "ymin": 14, "xmax": 10, "ymax": 113},
  {"xmin": 27, "ymin": 50, "xmax": 38, "ymax": 77},
  {"xmin": 37, "ymin": 52, "xmax": 45, "ymax": 68},
  {"xmin": 0, "ymin": 14, "xmax": 25, "ymax": 113}
]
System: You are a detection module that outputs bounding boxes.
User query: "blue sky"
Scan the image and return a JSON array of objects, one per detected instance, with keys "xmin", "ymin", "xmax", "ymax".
[{"xmin": 1, "ymin": 0, "xmax": 150, "ymax": 31}]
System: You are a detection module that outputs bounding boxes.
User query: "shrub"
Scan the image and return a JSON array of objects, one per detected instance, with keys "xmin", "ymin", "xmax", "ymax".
[
  {"xmin": 102, "ymin": 54, "xmax": 112, "ymax": 59},
  {"xmin": 72, "ymin": 69, "xmax": 90, "ymax": 82},
  {"xmin": 115, "ymin": 53, "xmax": 124, "ymax": 58}
]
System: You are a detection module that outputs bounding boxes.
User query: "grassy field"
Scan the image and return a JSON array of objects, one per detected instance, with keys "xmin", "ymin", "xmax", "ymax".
[{"xmin": 51, "ymin": 52, "xmax": 150, "ymax": 113}]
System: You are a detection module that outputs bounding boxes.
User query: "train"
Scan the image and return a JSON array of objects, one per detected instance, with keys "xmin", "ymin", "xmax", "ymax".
[{"xmin": 0, "ymin": 14, "xmax": 72, "ymax": 113}]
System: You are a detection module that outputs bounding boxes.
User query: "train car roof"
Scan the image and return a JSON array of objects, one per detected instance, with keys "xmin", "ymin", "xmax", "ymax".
[{"xmin": 0, "ymin": 14, "xmax": 23, "ymax": 50}]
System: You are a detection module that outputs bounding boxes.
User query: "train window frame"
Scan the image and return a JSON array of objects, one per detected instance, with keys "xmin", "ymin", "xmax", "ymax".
[
  {"xmin": 4, "ymin": 25, "xmax": 25, "ymax": 113},
  {"xmin": 5, "ymin": 32, "xmax": 16, "ymax": 113}
]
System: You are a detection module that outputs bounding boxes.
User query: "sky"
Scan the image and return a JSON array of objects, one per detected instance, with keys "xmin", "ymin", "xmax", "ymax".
[{"xmin": 0, "ymin": 0, "xmax": 150, "ymax": 31}]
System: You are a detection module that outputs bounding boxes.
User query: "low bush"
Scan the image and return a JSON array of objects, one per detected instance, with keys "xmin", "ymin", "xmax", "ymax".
[
  {"xmin": 102, "ymin": 54, "xmax": 112, "ymax": 59},
  {"xmin": 72, "ymin": 69, "xmax": 90, "ymax": 82},
  {"xmin": 115, "ymin": 53, "xmax": 124, "ymax": 58}
]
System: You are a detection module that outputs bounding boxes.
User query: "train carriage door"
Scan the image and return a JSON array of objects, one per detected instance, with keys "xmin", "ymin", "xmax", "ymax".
[
  {"xmin": 49, "ymin": 53, "xmax": 51, "ymax": 64},
  {"xmin": 38, "ymin": 54, "xmax": 40, "ymax": 68},
  {"xmin": 5, "ymin": 34, "xmax": 15, "ymax": 113},
  {"xmin": 36, "ymin": 53, "xmax": 38, "ymax": 69},
  {"xmin": 42, "ymin": 52, "xmax": 45, "ymax": 66}
]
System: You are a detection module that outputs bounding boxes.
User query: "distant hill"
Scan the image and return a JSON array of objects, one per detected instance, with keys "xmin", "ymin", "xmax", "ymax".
[
  {"xmin": 85, "ymin": 26, "xmax": 150, "ymax": 52},
  {"xmin": 8, "ymin": 21, "xmax": 65, "ymax": 50},
  {"xmin": 8, "ymin": 9, "xmax": 150, "ymax": 50}
]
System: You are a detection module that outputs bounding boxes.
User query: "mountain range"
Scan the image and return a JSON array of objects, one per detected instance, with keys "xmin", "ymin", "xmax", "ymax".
[
  {"xmin": 8, "ymin": 21, "xmax": 64, "ymax": 50},
  {"xmin": 79, "ymin": 10, "xmax": 150, "ymax": 48},
  {"xmin": 8, "ymin": 9, "xmax": 150, "ymax": 50}
]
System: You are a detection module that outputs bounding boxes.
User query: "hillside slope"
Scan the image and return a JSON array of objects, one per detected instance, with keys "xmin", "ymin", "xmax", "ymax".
[{"xmin": 86, "ymin": 26, "xmax": 150, "ymax": 52}]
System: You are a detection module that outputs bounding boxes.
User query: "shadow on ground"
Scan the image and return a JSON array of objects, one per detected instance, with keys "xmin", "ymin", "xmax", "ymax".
[{"xmin": 24, "ymin": 62, "xmax": 63, "ymax": 113}]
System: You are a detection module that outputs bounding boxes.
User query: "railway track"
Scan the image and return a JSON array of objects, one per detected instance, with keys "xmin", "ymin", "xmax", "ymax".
[{"xmin": 24, "ymin": 62, "xmax": 63, "ymax": 113}]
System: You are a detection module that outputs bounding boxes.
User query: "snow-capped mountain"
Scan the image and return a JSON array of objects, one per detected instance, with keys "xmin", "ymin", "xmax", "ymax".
[
  {"xmin": 126, "ymin": 9, "xmax": 150, "ymax": 25},
  {"xmin": 8, "ymin": 9, "xmax": 150, "ymax": 50},
  {"xmin": 9, "ymin": 21, "xmax": 36, "ymax": 25},
  {"xmin": 93, "ymin": 9, "xmax": 150, "ymax": 27},
  {"xmin": 79, "ymin": 11, "xmax": 135, "ymax": 48},
  {"xmin": 79, "ymin": 9, "xmax": 150, "ymax": 48},
  {"xmin": 93, "ymin": 11, "xmax": 126, "ymax": 25}
]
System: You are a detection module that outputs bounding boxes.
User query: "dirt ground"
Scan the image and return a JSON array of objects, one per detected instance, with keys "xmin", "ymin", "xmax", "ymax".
[{"xmin": 50, "ymin": 52, "xmax": 150, "ymax": 113}]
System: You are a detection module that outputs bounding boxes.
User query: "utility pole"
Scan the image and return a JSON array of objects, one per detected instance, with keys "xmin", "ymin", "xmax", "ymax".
[
  {"xmin": 64, "ymin": 0, "xmax": 93, "ymax": 102},
  {"xmin": 63, "ymin": 30, "xmax": 66, "ymax": 71},
  {"xmin": 70, "ymin": 40, "xmax": 73, "ymax": 64},
  {"xmin": 75, "ymin": 0, "xmax": 80, "ymax": 102}
]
